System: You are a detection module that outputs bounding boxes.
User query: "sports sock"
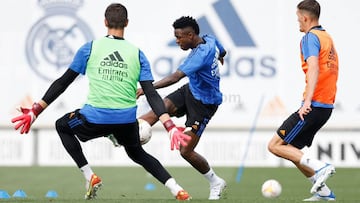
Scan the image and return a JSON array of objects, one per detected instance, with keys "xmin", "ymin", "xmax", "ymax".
[
  {"xmin": 204, "ymin": 168, "xmax": 221, "ymax": 185},
  {"xmin": 165, "ymin": 178, "xmax": 183, "ymax": 196},
  {"xmin": 300, "ymin": 155, "xmax": 326, "ymax": 171},
  {"xmin": 80, "ymin": 164, "xmax": 94, "ymax": 181}
]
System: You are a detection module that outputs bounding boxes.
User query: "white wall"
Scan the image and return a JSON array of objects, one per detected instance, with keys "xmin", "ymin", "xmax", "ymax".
[{"xmin": 0, "ymin": 128, "xmax": 359, "ymax": 167}]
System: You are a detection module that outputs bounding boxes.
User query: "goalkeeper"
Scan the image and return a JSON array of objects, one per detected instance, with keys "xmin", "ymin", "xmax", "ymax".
[{"xmin": 11, "ymin": 3, "xmax": 191, "ymax": 201}]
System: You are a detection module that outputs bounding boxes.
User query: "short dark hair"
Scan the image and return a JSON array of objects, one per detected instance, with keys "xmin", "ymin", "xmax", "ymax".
[
  {"xmin": 172, "ymin": 16, "xmax": 200, "ymax": 35},
  {"xmin": 105, "ymin": 3, "xmax": 128, "ymax": 29},
  {"xmin": 297, "ymin": 0, "xmax": 321, "ymax": 19}
]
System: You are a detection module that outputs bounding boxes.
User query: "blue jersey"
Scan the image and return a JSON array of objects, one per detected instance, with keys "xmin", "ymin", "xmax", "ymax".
[
  {"xmin": 68, "ymin": 38, "xmax": 153, "ymax": 124},
  {"xmin": 178, "ymin": 35, "xmax": 224, "ymax": 105}
]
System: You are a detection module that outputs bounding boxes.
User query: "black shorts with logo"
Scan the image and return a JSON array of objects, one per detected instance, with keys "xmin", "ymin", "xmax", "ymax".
[
  {"xmin": 276, "ymin": 106, "xmax": 332, "ymax": 149},
  {"xmin": 166, "ymin": 84, "xmax": 218, "ymax": 137},
  {"xmin": 56, "ymin": 109, "xmax": 140, "ymax": 146}
]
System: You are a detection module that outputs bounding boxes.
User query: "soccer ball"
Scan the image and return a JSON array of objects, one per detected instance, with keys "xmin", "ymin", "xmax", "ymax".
[
  {"xmin": 261, "ymin": 179, "xmax": 282, "ymax": 198},
  {"xmin": 138, "ymin": 119, "xmax": 152, "ymax": 145}
]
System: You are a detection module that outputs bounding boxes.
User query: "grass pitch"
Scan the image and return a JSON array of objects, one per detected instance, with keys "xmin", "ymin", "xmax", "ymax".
[{"xmin": 0, "ymin": 167, "xmax": 358, "ymax": 202}]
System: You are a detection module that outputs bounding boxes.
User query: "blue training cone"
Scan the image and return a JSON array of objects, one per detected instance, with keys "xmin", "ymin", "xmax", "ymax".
[
  {"xmin": 144, "ymin": 183, "xmax": 156, "ymax": 191},
  {"xmin": 0, "ymin": 190, "xmax": 11, "ymax": 199},
  {"xmin": 45, "ymin": 190, "xmax": 58, "ymax": 198},
  {"xmin": 13, "ymin": 189, "xmax": 27, "ymax": 198}
]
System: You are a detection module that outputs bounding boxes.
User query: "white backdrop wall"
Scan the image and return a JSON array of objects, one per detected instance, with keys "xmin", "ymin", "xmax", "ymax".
[
  {"xmin": 1, "ymin": 128, "xmax": 359, "ymax": 167},
  {"xmin": 0, "ymin": 0, "xmax": 359, "ymax": 166}
]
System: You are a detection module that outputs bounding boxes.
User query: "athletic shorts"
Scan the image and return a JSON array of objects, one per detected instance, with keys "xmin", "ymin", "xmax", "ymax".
[
  {"xmin": 56, "ymin": 109, "xmax": 140, "ymax": 146},
  {"xmin": 276, "ymin": 106, "xmax": 332, "ymax": 149},
  {"xmin": 166, "ymin": 84, "xmax": 218, "ymax": 137}
]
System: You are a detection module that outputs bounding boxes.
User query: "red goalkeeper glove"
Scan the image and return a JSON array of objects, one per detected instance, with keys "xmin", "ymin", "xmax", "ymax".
[
  {"xmin": 163, "ymin": 119, "xmax": 191, "ymax": 150},
  {"xmin": 11, "ymin": 103, "xmax": 44, "ymax": 134}
]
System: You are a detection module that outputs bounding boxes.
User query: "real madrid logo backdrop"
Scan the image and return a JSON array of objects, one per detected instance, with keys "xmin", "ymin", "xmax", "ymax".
[{"xmin": 25, "ymin": 0, "xmax": 94, "ymax": 81}]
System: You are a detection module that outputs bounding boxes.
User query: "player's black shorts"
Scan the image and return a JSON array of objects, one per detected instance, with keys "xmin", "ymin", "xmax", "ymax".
[
  {"xmin": 276, "ymin": 106, "xmax": 332, "ymax": 149},
  {"xmin": 166, "ymin": 84, "xmax": 218, "ymax": 137},
  {"xmin": 55, "ymin": 109, "xmax": 140, "ymax": 146}
]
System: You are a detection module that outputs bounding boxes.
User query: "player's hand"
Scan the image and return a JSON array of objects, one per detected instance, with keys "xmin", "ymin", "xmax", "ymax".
[
  {"xmin": 136, "ymin": 88, "xmax": 144, "ymax": 99},
  {"xmin": 163, "ymin": 119, "xmax": 191, "ymax": 150},
  {"xmin": 219, "ymin": 57, "xmax": 224, "ymax": 65},
  {"xmin": 11, "ymin": 103, "xmax": 44, "ymax": 134},
  {"xmin": 298, "ymin": 101, "xmax": 312, "ymax": 121},
  {"xmin": 168, "ymin": 127, "xmax": 191, "ymax": 150}
]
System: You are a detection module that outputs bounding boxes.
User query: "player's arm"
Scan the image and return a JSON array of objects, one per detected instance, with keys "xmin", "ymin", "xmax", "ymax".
[
  {"xmin": 11, "ymin": 69, "xmax": 79, "ymax": 134},
  {"xmin": 140, "ymin": 80, "xmax": 167, "ymax": 117},
  {"xmin": 298, "ymin": 33, "xmax": 320, "ymax": 120},
  {"xmin": 218, "ymin": 50, "xmax": 226, "ymax": 65},
  {"xmin": 42, "ymin": 69, "xmax": 79, "ymax": 105},
  {"xmin": 140, "ymin": 80, "xmax": 191, "ymax": 150},
  {"xmin": 11, "ymin": 42, "xmax": 89, "ymax": 134},
  {"xmin": 136, "ymin": 70, "xmax": 185, "ymax": 98},
  {"xmin": 304, "ymin": 56, "xmax": 319, "ymax": 104},
  {"xmin": 152, "ymin": 70, "xmax": 186, "ymax": 89},
  {"xmin": 299, "ymin": 56, "xmax": 319, "ymax": 120},
  {"xmin": 216, "ymin": 38, "xmax": 227, "ymax": 65}
]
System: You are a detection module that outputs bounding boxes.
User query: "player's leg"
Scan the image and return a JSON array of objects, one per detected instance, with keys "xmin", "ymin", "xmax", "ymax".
[
  {"xmin": 127, "ymin": 146, "xmax": 190, "ymax": 200},
  {"xmin": 268, "ymin": 133, "xmax": 305, "ymax": 163},
  {"xmin": 297, "ymin": 107, "xmax": 336, "ymax": 194},
  {"xmin": 55, "ymin": 110, "xmax": 105, "ymax": 199},
  {"xmin": 301, "ymin": 166, "xmax": 335, "ymax": 201},
  {"xmin": 268, "ymin": 137, "xmax": 335, "ymax": 200},
  {"xmin": 268, "ymin": 109, "xmax": 335, "ymax": 199},
  {"xmin": 117, "ymin": 123, "xmax": 190, "ymax": 200},
  {"xmin": 179, "ymin": 130, "xmax": 205, "ymax": 171},
  {"xmin": 178, "ymin": 89, "xmax": 225, "ymax": 200},
  {"xmin": 294, "ymin": 161, "xmax": 335, "ymax": 200},
  {"xmin": 179, "ymin": 129, "xmax": 226, "ymax": 200}
]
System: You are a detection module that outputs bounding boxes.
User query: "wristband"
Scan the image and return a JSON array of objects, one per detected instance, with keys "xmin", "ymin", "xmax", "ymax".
[
  {"xmin": 32, "ymin": 103, "xmax": 44, "ymax": 117},
  {"xmin": 163, "ymin": 119, "xmax": 175, "ymax": 132}
]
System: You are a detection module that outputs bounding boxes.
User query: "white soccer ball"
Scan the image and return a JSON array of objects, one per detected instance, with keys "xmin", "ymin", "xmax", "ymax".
[
  {"xmin": 261, "ymin": 179, "xmax": 282, "ymax": 198},
  {"xmin": 138, "ymin": 119, "xmax": 152, "ymax": 145}
]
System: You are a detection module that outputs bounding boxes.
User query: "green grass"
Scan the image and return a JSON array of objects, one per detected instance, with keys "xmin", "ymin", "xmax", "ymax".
[{"xmin": 0, "ymin": 167, "xmax": 358, "ymax": 202}]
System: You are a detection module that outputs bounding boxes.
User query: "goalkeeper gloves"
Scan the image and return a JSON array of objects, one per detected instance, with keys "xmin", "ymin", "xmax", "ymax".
[
  {"xmin": 11, "ymin": 103, "xmax": 44, "ymax": 134},
  {"xmin": 163, "ymin": 119, "xmax": 191, "ymax": 150}
]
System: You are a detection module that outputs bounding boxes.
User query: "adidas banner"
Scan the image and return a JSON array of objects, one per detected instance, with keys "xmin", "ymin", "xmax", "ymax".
[{"xmin": 0, "ymin": 0, "xmax": 359, "ymax": 130}]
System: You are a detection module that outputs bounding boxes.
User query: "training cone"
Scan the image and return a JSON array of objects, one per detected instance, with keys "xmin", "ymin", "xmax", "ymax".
[
  {"xmin": 0, "ymin": 190, "xmax": 10, "ymax": 199},
  {"xmin": 45, "ymin": 190, "xmax": 58, "ymax": 198},
  {"xmin": 144, "ymin": 183, "xmax": 156, "ymax": 191},
  {"xmin": 13, "ymin": 189, "xmax": 27, "ymax": 198}
]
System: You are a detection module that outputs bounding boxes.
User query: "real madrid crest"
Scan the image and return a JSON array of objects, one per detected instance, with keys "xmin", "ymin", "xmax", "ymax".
[{"xmin": 25, "ymin": 0, "xmax": 94, "ymax": 81}]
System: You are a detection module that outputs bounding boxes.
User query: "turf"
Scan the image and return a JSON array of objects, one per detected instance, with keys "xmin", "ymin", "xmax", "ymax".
[{"xmin": 0, "ymin": 167, "xmax": 358, "ymax": 202}]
